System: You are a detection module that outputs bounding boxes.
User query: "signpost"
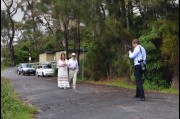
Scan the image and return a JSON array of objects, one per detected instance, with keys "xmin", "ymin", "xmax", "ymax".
[{"xmin": 29, "ymin": 52, "xmax": 31, "ymax": 63}]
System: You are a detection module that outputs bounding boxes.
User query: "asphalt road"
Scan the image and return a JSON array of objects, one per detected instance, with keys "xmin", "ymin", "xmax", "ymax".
[{"xmin": 1, "ymin": 67, "xmax": 179, "ymax": 119}]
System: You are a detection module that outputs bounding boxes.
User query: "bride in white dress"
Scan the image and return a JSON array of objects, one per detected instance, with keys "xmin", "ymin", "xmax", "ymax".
[{"xmin": 57, "ymin": 53, "xmax": 70, "ymax": 89}]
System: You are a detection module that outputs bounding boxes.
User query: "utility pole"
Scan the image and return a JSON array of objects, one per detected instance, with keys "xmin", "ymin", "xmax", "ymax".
[{"xmin": 82, "ymin": 47, "xmax": 85, "ymax": 81}]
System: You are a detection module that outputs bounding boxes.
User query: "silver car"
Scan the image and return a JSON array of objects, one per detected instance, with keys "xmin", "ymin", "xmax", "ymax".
[{"xmin": 17, "ymin": 63, "xmax": 36, "ymax": 75}]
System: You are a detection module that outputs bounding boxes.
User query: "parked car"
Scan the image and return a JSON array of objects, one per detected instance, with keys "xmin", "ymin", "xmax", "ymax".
[
  {"xmin": 36, "ymin": 64, "xmax": 54, "ymax": 77},
  {"xmin": 17, "ymin": 63, "xmax": 36, "ymax": 75}
]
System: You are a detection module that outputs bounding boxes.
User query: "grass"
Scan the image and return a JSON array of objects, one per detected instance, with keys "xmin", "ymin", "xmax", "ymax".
[
  {"xmin": 1, "ymin": 77, "xmax": 37, "ymax": 119},
  {"xmin": 1, "ymin": 64, "xmax": 6, "ymax": 71},
  {"xmin": 82, "ymin": 78, "xmax": 179, "ymax": 94},
  {"xmin": 85, "ymin": 79, "xmax": 136, "ymax": 89},
  {"xmin": 157, "ymin": 88, "xmax": 179, "ymax": 94}
]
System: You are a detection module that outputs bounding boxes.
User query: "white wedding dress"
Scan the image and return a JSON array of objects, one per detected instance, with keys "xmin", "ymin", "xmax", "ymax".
[{"xmin": 57, "ymin": 59, "xmax": 70, "ymax": 89}]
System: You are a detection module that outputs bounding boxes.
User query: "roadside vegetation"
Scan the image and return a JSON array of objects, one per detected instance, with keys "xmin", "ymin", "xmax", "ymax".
[
  {"xmin": 1, "ymin": 64, "xmax": 6, "ymax": 71},
  {"xmin": 1, "ymin": 77, "xmax": 37, "ymax": 119},
  {"xmin": 83, "ymin": 78, "xmax": 179, "ymax": 94}
]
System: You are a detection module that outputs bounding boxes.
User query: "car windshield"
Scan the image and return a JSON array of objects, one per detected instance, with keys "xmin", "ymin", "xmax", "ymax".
[
  {"xmin": 22, "ymin": 64, "xmax": 32, "ymax": 68},
  {"xmin": 43, "ymin": 65, "xmax": 52, "ymax": 69}
]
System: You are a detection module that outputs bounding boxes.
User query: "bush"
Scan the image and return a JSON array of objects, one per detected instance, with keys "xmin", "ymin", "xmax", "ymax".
[
  {"xmin": 144, "ymin": 79, "xmax": 169, "ymax": 90},
  {"xmin": 53, "ymin": 67, "xmax": 58, "ymax": 77},
  {"xmin": 138, "ymin": 31, "xmax": 169, "ymax": 88}
]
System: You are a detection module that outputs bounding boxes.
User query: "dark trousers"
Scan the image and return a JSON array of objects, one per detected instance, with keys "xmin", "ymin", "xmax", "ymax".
[{"xmin": 134, "ymin": 65, "xmax": 145, "ymax": 99}]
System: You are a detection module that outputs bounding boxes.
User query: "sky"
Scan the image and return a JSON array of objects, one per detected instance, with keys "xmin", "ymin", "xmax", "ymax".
[
  {"xmin": 12, "ymin": 8, "xmax": 24, "ymax": 22},
  {"xmin": 1, "ymin": 0, "xmax": 24, "ymax": 22}
]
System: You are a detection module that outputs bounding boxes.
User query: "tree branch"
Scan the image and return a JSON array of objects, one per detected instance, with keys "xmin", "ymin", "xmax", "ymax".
[{"xmin": 43, "ymin": 15, "xmax": 54, "ymax": 34}]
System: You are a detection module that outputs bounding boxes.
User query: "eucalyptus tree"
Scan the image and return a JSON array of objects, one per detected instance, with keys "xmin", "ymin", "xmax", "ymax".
[
  {"xmin": 20, "ymin": 0, "xmax": 45, "ymax": 57},
  {"xmin": 37, "ymin": 0, "xmax": 69, "ymax": 59},
  {"xmin": 37, "ymin": 0, "xmax": 104, "ymax": 60},
  {"xmin": 1, "ymin": 0, "xmax": 24, "ymax": 66}
]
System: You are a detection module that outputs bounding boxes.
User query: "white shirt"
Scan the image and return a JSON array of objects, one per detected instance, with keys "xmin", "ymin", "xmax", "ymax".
[
  {"xmin": 68, "ymin": 58, "xmax": 79, "ymax": 71},
  {"xmin": 129, "ymin": 45, "xmax": 146, "ymax": 65}
]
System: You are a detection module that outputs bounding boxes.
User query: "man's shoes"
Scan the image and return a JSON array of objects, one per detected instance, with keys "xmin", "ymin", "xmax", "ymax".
[
  {"xmin": 139, "ymin": 98, "xmax": 145, "ymax": 101},
  {"xmin": 73, "ymin": 86, "xmax": 76, "ymax": 89}
]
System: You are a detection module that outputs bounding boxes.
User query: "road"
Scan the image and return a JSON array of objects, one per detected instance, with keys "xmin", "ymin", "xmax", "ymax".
[{"xmin": 1, "ymin": 67, "xmax": 179, "ymax": 119}]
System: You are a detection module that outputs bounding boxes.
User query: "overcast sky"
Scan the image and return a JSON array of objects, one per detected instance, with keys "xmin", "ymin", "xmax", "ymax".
[
  {"xmin": 1, "ymin": 0, "xmax": 24, "ymax": 22},
  {"xmin": 13, "ymin": 9, "xmax": 24, "ymax": 22}
]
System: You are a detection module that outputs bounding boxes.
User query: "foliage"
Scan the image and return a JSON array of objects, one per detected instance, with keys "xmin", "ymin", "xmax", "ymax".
[
  {"xmin": 53, "ymin": 67, "xmax": 58, "ymax": 77},
  {"xmin": 84, "ymin": 41, "xmax": 107, "ymax": 80},
  {"xmin": 84, "ymin": 18, "xmax": 131, "ymax": 80},
  {"xmin": 158, "ymin": 19, "xmax": 179, "ymax": 89},
  {"xmin": 1, "ymin": 77, "xmax": 37, "ymax": 119},
  {"xmin": 1, "ymin": 64, "xmax": 6, "ymax": 71},
  {"xmin": 159, "ymin": 19, "xmax": 179, "ymax": 65},
  {"xmin": 138, "ymin": 29, "xmax": 169, "ymax": 89},
  {"xmin": 15, "ymin": 42, "xmax": 29, "ymax": 64}
]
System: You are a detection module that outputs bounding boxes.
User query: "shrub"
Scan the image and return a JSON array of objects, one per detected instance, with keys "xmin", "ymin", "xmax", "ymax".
[{"xmin": 53, "ymin": 67, "xmax": 58, "ymax": 77}]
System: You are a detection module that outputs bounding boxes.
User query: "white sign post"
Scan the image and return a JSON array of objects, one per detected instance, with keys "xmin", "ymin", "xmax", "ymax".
[{"xmin": 29, "ymin": 57, "xmax": 31, "ymax": 63}]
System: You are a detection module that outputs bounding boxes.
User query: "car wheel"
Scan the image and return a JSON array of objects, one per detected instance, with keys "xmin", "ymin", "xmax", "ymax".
[
  {"xmin": 36, "ymin": 72, "xmax": 39, "ymax": 77},
  {"xmin": 22, "ymin": 71, "xmax": 25, "ymax": 75},
  {"xmin": 42, "ymin": 72, "xmax": 45, "ymax": 77},
  {"xmin": 17, "ymin": 70, "xmax": 20, "ymax": 75}
]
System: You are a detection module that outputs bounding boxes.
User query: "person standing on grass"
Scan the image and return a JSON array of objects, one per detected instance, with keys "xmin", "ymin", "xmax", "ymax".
[
  {"xmin": 68, "ymin": 53, "xmax": 79, "ymax": 89},
  {"xmin": 57, "ymin": 53, "xmax": 70, "ymax": 89},
  {"xmin": 128, "ymin": 38, "xmax": 146, "ymax": 101}
]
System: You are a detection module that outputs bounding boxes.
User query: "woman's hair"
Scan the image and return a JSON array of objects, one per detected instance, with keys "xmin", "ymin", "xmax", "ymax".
[
  {"xmin": 60, "ymin": 53, "xmax": 66, "ymax": 60},
  {"xmin": 132, "ymin": 38, "xmax": 140, "ymax": 44}
]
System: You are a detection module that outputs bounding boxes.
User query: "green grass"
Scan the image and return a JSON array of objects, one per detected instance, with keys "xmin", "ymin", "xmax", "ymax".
[
  {"xmin": 1, "ymin": 77, "xmax": 37, "ymax": 119},
  {"xmin": 1, "ymin": 64, "xmax": 6, "ymax": 71},
  {"xmin": 85, "ymin": 79, "xmax": 136, "ymax": 89},
  {"xmin": 156, "ymin": 88, "xmax": 179, "ymax": 94},
  {"xmin": 83, "ymin": 78, "xmax": 179, "ymax": 94}
]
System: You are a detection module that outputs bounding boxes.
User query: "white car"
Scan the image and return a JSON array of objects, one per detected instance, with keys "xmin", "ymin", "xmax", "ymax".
[{"xmin": 36, "ymin": 65, "xmax": 54, "ymax": 77}]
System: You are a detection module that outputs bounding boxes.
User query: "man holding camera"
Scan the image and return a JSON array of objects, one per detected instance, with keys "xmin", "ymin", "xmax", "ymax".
[{"xmin": 128, "ymin": 38, "xmax": 146, "ymax": 101}]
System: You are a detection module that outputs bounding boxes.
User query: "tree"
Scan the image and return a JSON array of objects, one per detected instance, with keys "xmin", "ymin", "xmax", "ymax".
[{"xmin": 2, "ymin": 0, "xmax": 22, "ymax": 66}]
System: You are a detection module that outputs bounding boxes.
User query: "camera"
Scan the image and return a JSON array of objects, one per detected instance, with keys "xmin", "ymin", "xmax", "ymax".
[
  {"xmin": 138, "ymin": 59, "xmax": 146, "ymax": 71},
  {"xmin": 138, "ymin": 59, "xmax": 143, "ymax": 63},
  {"xmin": 126, "ymin": 45, "xmax": 133, "ymax": 51}
]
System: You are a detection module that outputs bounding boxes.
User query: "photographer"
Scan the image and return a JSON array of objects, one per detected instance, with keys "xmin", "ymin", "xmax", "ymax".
[{"xmin": 128, "ymin": 38, "xmax": 146, "ymax": 101}]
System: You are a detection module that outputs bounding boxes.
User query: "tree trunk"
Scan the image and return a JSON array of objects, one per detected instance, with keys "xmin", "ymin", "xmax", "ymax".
[
  {"xmin": 8, "ymin": 12, "xmax": 16, "ymax": 66},
  {"xmin": 63, "ymin": 21, "xmax": 69, "ymax": 59},
  {"xmin": 135, "ymin": 0, "xmax": 147, "ymax": 28},
  {"xmin": 76, "ymin": 21, "xmax": 81, "ymax": 64},
  {"xmin": 127, "ymin": 0, "xmax": 133, "ymax": 27},
  {"xmin": 74, "ymin": 28, "xmax": 77, "ymax": 52},
  {"xmin": 120, "ymin": 0, "xmax": 127, "ymax": 28},
  {"xmin": 9, "ymin": 42, "xmax": 16, "ymax": 66},
  {"xmin": 171, "ymin": 63, "xmax": 179, "ymax": 89}
]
